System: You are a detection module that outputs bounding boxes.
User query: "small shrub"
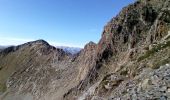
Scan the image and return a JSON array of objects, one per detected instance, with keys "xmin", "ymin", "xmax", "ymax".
[{"xmin": 120, "ymin": 70, "xmax": 128, "ymax": 76}]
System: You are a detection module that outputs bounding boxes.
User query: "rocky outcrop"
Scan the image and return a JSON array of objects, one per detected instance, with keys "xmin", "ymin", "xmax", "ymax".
[
  {"xmin": 63, "ymin": 42, "xmax": 98, "ymax": 100},
  {"xmin": 0, "ymin": 0, "xmax": 170, "ymax": 100},
  {"xmin": 64, "ymin": 0, "xmax": 170, "ymax": 99}
]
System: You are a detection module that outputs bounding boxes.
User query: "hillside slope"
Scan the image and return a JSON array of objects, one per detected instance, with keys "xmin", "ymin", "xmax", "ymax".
[
  {"xmin": 0, "ymin": 40, "xmax": 76, "ymax": 100},
  {"xmin": 0, "ymin": 0, "xmax": 170, "ymax": 100}
]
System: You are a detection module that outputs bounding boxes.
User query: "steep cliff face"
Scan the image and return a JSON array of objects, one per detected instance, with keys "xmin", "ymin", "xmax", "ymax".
[
  {"xmin": 76, "ymin": 42, "xmax": 97, "ymax": 82},
  {"xmin": 0, "ymin": 0, "xmax": 170, "ymax": 100},
  {"xmin": 98, "ymin": 0, "xmax": 169, "ymax": 58},
  {"xmin": 64, "ymin": 0, "xmax": 170, "ymax": 99}
]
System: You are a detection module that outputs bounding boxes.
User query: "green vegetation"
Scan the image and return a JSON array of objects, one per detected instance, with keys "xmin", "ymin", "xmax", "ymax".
[
  {"xmin": 101, "ymin": 80, "xmax": 109, "ymax": 87},
  {"xmin": 120, "ymin": 70, "xmax": 128, "ymax": 76},
  {"xmin": 165, "ymin": 35, "xmax": 170, "ymax": 40},
  {"xmin": 0, "ymin": 66, "xmax": 2, "ymax": 70},
  {"xmin": 151, "ymin": 57, "xmax": 170, "ymax": 69},
  {"xmin": 138, "ymin": 41, "xmax": 170, "ymax": 62},
  {"xmin": 0, "ymin": 83, "xmax": 7, "ymax": 92}
]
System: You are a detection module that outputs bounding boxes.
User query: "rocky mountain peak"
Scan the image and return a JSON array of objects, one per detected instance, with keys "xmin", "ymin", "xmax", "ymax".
[
  {"xmin": 97, "ymin": 0, "xmax": 170, "ymax": 60},
  {"xmin": 64, "ymin": 0, "xmax": 170, "ymax": 99},
  {"xmin": 29, "ymin": 39, "xmax": 49, "ymax": 45},
  {"xmin": 19, "ymin": 39, "xmax": 51, "ymax": 50},
  {"xmin": 0, "ymin": 0, "xmax": 170, "ymax": 100},
  {"xmin": 84, "ymin": 41, "xmax": 96, "ymax": 50}
]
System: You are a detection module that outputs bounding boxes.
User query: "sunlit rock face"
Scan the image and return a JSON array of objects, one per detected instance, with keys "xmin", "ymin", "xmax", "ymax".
[
  {"xmin": 64, "ymin": 0, "xmax": 170, "ymax": 99},
  {"xmin": 0, "ymin": 0, "xmax": 170, "ymax": 100}
]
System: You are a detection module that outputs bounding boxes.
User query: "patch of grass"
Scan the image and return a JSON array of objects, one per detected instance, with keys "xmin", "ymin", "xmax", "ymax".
[
  {"xmin": 151, "ymin": 57, "xmax": 170, "ymax": 69},
  {"xmin": 0, "ymin": 66, "xmax": 2, "ymax": 70},
  {"xmin": 0, "ymin": 83, "xmax": 7, "ymax": 92},
  {"xmin": 138, "ymin": 41, "xmax": 170, "ymax": 62}
]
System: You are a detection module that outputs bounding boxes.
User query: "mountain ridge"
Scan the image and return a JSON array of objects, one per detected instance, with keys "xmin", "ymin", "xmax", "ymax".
[
  {"xmin": 0, "ymin": 0, "xmax": 170, "ymax": 100},
  {"xmin": 0, "ymin": 40, "xmax": 82, "ymax": 56}
]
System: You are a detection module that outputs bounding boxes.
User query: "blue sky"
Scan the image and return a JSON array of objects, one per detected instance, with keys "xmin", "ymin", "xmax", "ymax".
[{"xmin": 0, "ymin": 0, "xmax": 134, "ymax": 47}]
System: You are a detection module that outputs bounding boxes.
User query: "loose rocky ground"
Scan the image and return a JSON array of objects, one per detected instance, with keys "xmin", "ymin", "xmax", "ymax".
[{"xmin": 0, "ymin": 0, "xmax": 170, "ymax": 100}]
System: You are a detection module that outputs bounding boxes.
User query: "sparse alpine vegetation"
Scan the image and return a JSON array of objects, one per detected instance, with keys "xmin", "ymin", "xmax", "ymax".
[{"xmin": 0, "ymin": 0, "xmax": 170, "ymax": 100}]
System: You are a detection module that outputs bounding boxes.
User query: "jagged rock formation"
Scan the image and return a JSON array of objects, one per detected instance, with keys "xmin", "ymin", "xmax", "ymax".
[
  {"xmin": 64, "ymin": 0, "xmax": 170, "ymax": 99},
  {"xmin": 0, "ymin": 0, "xmax": 170, "ymax": 100}
]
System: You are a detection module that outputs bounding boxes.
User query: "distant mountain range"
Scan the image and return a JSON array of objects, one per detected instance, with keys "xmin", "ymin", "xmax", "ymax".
[
  {"xmin": 0, "ymin": 0, "xmax": 170, "ymax": 100},
  {"xmin": 57, "ymin": 46, "xmax": 82, "ymax": 55},
  {"xmin": 0, "ymin": 46, "xmax": 6, "ymax": 49},
  {"xmin": 0, "ymin": 46, "xmax": 7, "ymax": 51}
]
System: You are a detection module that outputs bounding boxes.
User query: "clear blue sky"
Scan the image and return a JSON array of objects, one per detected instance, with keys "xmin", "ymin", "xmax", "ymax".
[{"xmin": 0, "ymin": 0, "xmax": 134, "ymax": 47}]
